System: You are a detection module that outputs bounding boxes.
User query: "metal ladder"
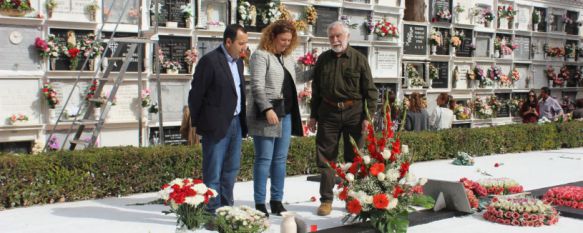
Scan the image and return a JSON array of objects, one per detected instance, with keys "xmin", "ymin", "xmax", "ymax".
[{"xmin": 44, "ymin": 0, "xmax": 166, "ymax": 151}]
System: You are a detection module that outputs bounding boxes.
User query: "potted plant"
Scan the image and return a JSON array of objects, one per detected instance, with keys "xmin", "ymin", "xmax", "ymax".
[
  {"xmin": 85, "ymin": 1, "xmax": 99, "ymax": 21},
  {"xmin": 163, "ymin": 60, "xmax": 182, "ymax": 74},
  {"xmin": 181, "ymin": 3, "xmax": 194, "ymax": 28},
  {"xmin": 46, "ymin": 0, "xmax": 57, "ymax": 18},
  {"xmin": 0, "ymin": 0, "xmax": 34, "ymax": 17},
  {"xmin": 532, "ymin": 10, "xmax": 541, "ymax": 31}
]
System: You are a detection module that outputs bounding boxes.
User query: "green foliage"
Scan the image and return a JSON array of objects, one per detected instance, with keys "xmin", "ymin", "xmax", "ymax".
[
  {"xmin": 0, "ymin": 122, "xmax": 582, "ymax": 209},
  {"xmin": 411, "ymin": 194, "xmax": 435, "ymax": 209}
]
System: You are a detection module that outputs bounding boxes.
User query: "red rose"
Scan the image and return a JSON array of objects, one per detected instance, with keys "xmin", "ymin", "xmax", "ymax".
[
  {"xmin": 310, "ymin": 196, "xmax": 317, "ymax": 202},
  {"xmin": 494, "ymin": 163, "xmax": 500, "ymax": 167},
  {"xmin": 346, "ymin": 199, "xmax": 362, "ymax": 214},
  {"xmin": 339, "ymin": 188, "xmax": 348, "ymax": 201},
  {"xmin": 393, "ymin": 185, "xmax": 404, "ymax": 198},
  {"xmin": 369, "ymin": 163, "xmax": 385, "ymax": 176},
  {"xmin": 193, "ymin": 179, "xmax": 203, "ymax": 184},
  {"xmin": 68, "ymin": 47, "xmax": 80, "ymax": 58},
  {"xmin": 373, "ymin": 194, "xmax": 389, "ymax": 209}
]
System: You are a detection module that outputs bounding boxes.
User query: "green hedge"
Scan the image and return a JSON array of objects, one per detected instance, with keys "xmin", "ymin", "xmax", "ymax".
[{"xmin": 1, "ymin": 121, "xmax": 582, "ymax": 209}]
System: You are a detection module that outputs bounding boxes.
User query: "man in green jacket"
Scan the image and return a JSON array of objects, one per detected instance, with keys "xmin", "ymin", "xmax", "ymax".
[{"xmin": 308, "ymin": 21, "xmax": 379, "ymax": 216}]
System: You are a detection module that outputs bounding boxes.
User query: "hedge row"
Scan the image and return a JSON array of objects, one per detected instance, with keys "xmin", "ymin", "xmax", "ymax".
[{"xmin": 1, "ymin": 121, "xmax": 582, "ymax": 209}]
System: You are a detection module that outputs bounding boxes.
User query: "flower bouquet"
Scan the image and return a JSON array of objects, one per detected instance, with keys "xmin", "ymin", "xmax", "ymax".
[
  {"xmin": 429, "ymin": 29, "xmax": 442, "ymax": 55},
  {"xmin": 481, "ymin": 9, "xmax": 495, "ymax": 27},
  {"xmin": 80, "ymin": 33, "xmax": 104, "ymax": 70},
  {"xmin": 184, "ymin": 48, "xmax": 198, "ymax": 73},
  {"xmin": 328, "ymin": 99, "xmax": 434, "ymax": 233},
  {"xmin": 163, "ymin": 60, "xmax": 183, "ymax": 74},
  {"xmin": 510, "ymin": 68, "xmax": 520, "ymax": 82},
  {"xmin": 483, "ymin": 196, "xmax": 559, "ymax": 227},
  {"xmin": 532, "ymin": 10, "xmax": 541, "ymax": 31},
  {"xmin": 542, "ymin": 186, "xmax": 583, "ymax": 209},
  {"xmin": 429, "ymin": 64, "xmax": 439, "ymax": 80},
  {"xmin": 85, "ymin": 1, "xmax": 99, "ymax": 21},
  {"xmin": 433, "ymin": 7, "xmax": 451, "ymax": 22},
  {"xmin": 7, "ymin": 114, "xmax": 29, "ymax": 125},
  {"xmin": 305, "ymin": 5, "xmax": 317, "ymax": 26},
  {"xmin": 298, "ymin": 48, "xmax": 318, "ymax": 67},
  {"xmin": 459, "ymin": 178, "xmax": 488, "ymax": 209},
  {"xmin": 450, "ymin": 32, "xmax": 463, "ymax": 49},
  {"xmin": 261, "ymin": 1, "xmax": 280, "ymax": 25},
  {"xmin": 477, "ymin": 178, "xmax": 524, "ymax": 195},
  {"xmin": 407, "ymin": 64, "xmax": 425, "ymax": 88},
  {"xmin": 141, "ymin": 88, "xmax": 151, "ymax": 108},
  {"xmin": 159, "ymin": 178, "xmax": 218, "ymax": 231},
  {"xmin": 215, "ymin": 205, "xmax": 269, "ymax": 233},
  {"xmin": 565, "ymin": 44, "xmax": 577, "ymax": 59},
  {"xmin": 294, "ymin": 20, "xmax": 307, "ymax": 33},
  {"xmin": 35, "ymin": 35, "xmax": 60, "ymax": 70},
  {"xmin": 238, "ymin": 1, "xmax": 252, "ymax": 26},
  {"xmin": 42, "ymin": 82, "xmax": 59, "ymax": 109},
  {"xmin": 488, "ymin": 65, "xmax": 502, "ymax": 82},
  {"xmin": 452, "ymin": 152, "xmax": 475, "ymax": 166},
  {"xmin": 500, "ymin": 38, "xmax": 518, "ymax": 56},
  {"xmin": 374, "ymin": 18, "xmax": 399, "ymax": 40},
  {"xmin": 454, "ymin": 104, "xmax": 472, "ymax": 120},
  {"xmin": 61, "ymin": 42, "xmax": 82, "ymax": 71},
  {"xmin": 473, "ymin": 96, "xmax": 494, "ymax": 119},
  {"xmin": 298, "ymin": 84, "xmax": 312, "ymax": 105},
  {"xmin": 508, "ymin": 98, "xmax": 522, "ymax": 116}
]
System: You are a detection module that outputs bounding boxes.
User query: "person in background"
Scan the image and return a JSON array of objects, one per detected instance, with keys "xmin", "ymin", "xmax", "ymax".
[
  {"xmin": 180, "ymin": 106, "xmax": 199, "ymax": 145},
  {"xmin": 308, "ymin": 21, "xmax": 378, "ymax": 216},
  {"xmin": 188, "ymin": 24, "xmax": 248, "ymax": 215},
  {"xmin": 560, "ymin": 96, "xmax": 576, "ymax": 114},
  {"xmin": 520, "ymin": 90, "xmax": 539, "ymax": 123},
  {"xmin": 572, "ymin": 99, "xmax": 583, "ymax": 120},
  {"xmin": 538, "ymin": 87, "xmax": 564, "ymax": 121},
  {"xmin": 405, "ymin": 92, "xmax": 429, "ymax": 131},
  {"xmin": 247, "ymin": 20, "xmax": 303, "ymax": 217},
  {"xmin": 429, "ymin": 93, "xmax": 454, "ymax": 130}
]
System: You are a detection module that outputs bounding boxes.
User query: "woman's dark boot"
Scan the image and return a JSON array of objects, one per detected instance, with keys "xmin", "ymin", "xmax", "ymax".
[
  {"xmin": 270, "ymin": 200, "xmax": 287, "ymax": 216},
  {"xmin": 255, "ymin": 204, "xmax": 269, "ymax": 217}
]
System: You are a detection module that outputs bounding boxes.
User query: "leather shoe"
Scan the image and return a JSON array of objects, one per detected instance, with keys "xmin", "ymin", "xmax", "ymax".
[
  {"xmin": 255, "ymin": 204, "xmax": 269, "ymax": 218},
  {"xmin": 270, "ymin": 200, "xmax": 287, "ymax": 216},
  {"xmin": 317, "ymin": 202, "xmax": 333, "ymax": 216}
]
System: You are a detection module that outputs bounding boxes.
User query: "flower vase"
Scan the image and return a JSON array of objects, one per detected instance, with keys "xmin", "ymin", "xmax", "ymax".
[
  {"xmin": 89, "ymin": 59, "xmax": 95, "ymax": 71},
  {"xmin": 508, "ymin": 20, "xmax": 513, "ymax": 29},
  {"xmin": 494, "ymin": 50, "xmax": 500, "ymax": 58},
  {"xmin": 175, "ymin": 225, "xmax": 197, "ymax": 233},
  {"xmin": 48, "ymin": 9, "xmax": 53, "ymax": 18},
  {"xmin": 484, "ymin": 21, "xmax": 490, "ymax": 28},
  {"xmin": 428, "ymin": 79, "xmax": 433, "ymax": 89},
  {"xmin": 307, "ymin": 25, "xmax": 313, "ymax": 36},
  {"xmin": 50, "ymin": 57, "xmax": 56, "ymax": 71},
  {"xmin": 89, "ymin": 12, "xmax": 96, "ymax": 22},
  {"xmin": 431, "ymin": 45, "xmax": 437, "ymax": 55},
  {"xmin": 185, "ymin": 18, "xmax": 192, "ymax": 28},
  {"xmin": 281, "ymin": 212, "xmax": 297, "ymax": 233},
  {"xmin": 563, "ymin": 24, "xmax": 567, "ymax": 32},
  {"xmin": 187, "ymin": 64, "xmax": 193, "ymax": 74},
  {"xmin": 563, "ymin": 82, "xmax": 568, "ymax": 88},
  {"xmin": 451, "ymin": 47, "xmax": 456, "ymax": 57},
  {"xmin": 549, "ymin": 80, "xmax": 554, "ymax": 87},
  {"xmin": 533, "ymin": 23, "xmax": 539, "ymax": 31},
  {"xmin": 166, "ymin": 69, "xmax": 179, "ymax": 75},
  {"xmin": 166, "ymin": 21, "xmax": 178, "ymax": 28},
  {"xmin": 454, "ymin": 15, "xmax": 460, "ymax": 24}
]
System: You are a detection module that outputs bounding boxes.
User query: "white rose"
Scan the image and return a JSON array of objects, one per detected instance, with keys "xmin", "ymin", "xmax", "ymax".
[
  {"xmin": 382, "ymin": 149, "xmax": 391, "ymax": 160},
  {"xmin": 363, "ymin": 155, "xmax": 371, "ymax": 164},
  {"xmin": 419, "ymin": 178, "xmax": 428, "ymax": 186},
  {"xmin": 386, "ymin": 197, "xmax": 398, "ymax": 210},
  {"xmin": 377, "ymin": 172, "xmax": 386, "ymax": 181},
  {"xmin": 346, "ymin": 173, "xmax": 355, "ymax": 182},
  {"xmin": 365, "ymin": 195, "xmax": 373, "ymax": 204},
  {"xmin": 401, "ymin": 145, "xmax": 409, "ymax": 154}
]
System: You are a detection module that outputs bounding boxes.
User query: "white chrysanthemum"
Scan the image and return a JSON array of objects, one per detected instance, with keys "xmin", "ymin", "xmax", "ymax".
[
  {"xmin": 158, "ymin": 188, "xmax": 172, "ymax": 200},
  {"xmin": 418, "ymin": 177, "xmax": 428, "ymax": 186},
  {"xmin": 382, "ymin": 149, "xmax": 391, "ymax": 160},
  {"xmin": 343, "ymin": 162, "xmax": 352, "ymax": 171},
  {"xmin": 386, "ymin": 169, "xmax": 400, "ymax": 182},
  {"xmin": 402, "ymin": 145, "xmax": 409, "ymax": 154},
  {"xmin": 346, "ymin": 173, "xmax": 355, "ymax": 182},
  {"xmin": 405, "ymin": 173, "xmax": 417, "ymax": 183},
  {"xmin": 363, "ymin": 155, "xmax": 371, "ymax": 164},
  {"xmin": 193, "ymin": 183, "xmax": 208, "ymax": 194},
  {"xmin": 377, "ymin": 172, "xmax": 386, "ymax": 181}
]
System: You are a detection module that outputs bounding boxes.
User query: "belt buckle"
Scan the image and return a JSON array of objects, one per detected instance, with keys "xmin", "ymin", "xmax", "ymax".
[{"xmin": 337, "ymin": 102, "xmax": 345, "ymax": 109}]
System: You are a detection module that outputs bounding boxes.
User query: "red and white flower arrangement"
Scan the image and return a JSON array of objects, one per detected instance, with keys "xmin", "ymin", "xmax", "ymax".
[
  {"xmin": 476, "ymin": 178, "xmax": 524, "ymax": 195},
  {"xmin": 298, "ymin": 48, "xmax": 318, "ymax": 66},
  {"xmin": 158, "ymin": 178, "xmax": 218, "ymax": 230},
  {"xmin": 215, "ymin": 205, "xmax": 270, "ymax": 233},
  {"xmin": 80, "ymin": 33, "xmax": 105, "ymax": 59},
  {"xmin": 483, "ymin": 196, "xmax": 559, "ymax": 227},
  {"xmin": 373, "ymin": 18, "xmax": 399, "ymax": 39},
  {"xmin": 34, "ymin": 35, "xmax": 60, "ymax": 58},
  {"xmin": 7, "ymin": 114, "xmax": 29, "ymax": 125},
  {"xmin": 61, "ymin": 44, "xmax": 81, "ymax": 70},
  {"xmin": 434, "ymin": 7, "xmax": 452, "ymax": 22},
  {"xmin": 329, "ymin": 100, "xmax": 433, "ymax": 233},
  {"xmin": 42, "ymin": 82, "xmax": 59, "ymax": 109},
  {"xmin": 542, "ymin": 186, "xmax": 583, "ymax": 209}
]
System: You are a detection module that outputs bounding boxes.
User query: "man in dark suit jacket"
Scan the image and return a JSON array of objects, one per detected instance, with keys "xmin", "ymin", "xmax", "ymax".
[{"xmin": 188, "ymin": 24, "xmax": 248, "ymax": 213}]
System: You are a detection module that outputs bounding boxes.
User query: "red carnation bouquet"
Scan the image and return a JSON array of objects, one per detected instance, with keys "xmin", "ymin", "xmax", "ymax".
[
  {"xmin": 542, "ymin": 186, "xmax": 583, "ymax": 209},
  {"xmin": 158, "ymin": 178, "xmax": 218, "ymax": 230},
  {"xmin": 42, "ymin": 82, "xmax": 59, "ymax": 109},
  {"xmin": 329, "ymin": 100, "xmax": 433, "ymax": 233}
]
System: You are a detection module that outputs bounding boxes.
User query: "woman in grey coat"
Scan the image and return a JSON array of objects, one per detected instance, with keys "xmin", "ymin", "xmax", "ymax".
[{"xmin": 247, "ymin": 20, "xmax": 303, "ymax": 217}]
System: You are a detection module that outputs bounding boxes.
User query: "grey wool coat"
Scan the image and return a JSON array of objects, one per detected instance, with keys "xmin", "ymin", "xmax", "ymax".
[{"xmin": 246, "ymin": 49, "xmax": 302, "ymax": 137}]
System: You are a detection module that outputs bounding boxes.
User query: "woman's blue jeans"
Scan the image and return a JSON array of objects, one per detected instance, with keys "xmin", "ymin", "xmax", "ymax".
[{"xmin": 253, "ymin": 114, "xmax": 291, "ymax": 204}]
